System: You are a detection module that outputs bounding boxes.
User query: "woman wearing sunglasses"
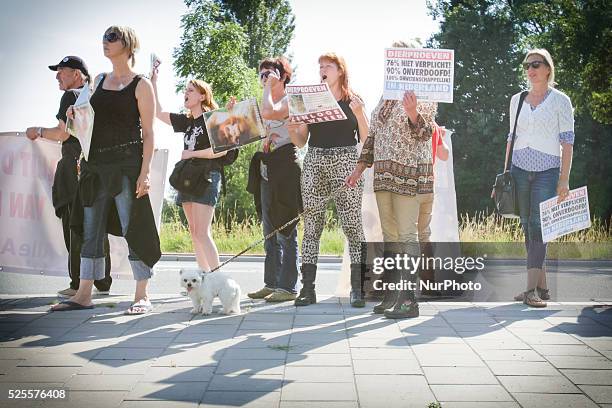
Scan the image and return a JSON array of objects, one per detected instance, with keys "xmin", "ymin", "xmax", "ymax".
[
  {"xmin": 288, "ymin": 53, "xmax": 369, "ymax": 308},
  {"xmin": 52, "ymin": 26, "xmax": 160, "ymax": 314},
  {"xmin": 504, "ymin": 49, "xmax": 575, "ymax": 307}
]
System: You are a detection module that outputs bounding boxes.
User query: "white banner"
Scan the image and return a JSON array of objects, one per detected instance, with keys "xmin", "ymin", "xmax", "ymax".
[
  {"xmin": 383, "ymin": 48, "xmax": 454, "ymax": 103},
  {"xmin": 540, "ymin": 186, "xmax": 591, "ymax": 243},
  {"xmin": 0, "ymin": 133, "xmax": 168, "ymax": 279}
]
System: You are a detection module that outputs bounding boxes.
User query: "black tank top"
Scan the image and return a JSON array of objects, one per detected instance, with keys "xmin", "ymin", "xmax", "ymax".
[{"xmin": 89, "ymin": 74, "xmax": 143, "ymax": 157}]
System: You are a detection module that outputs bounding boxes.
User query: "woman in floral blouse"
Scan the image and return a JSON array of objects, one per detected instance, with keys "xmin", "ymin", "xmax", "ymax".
[{"xmin": 347, "ymin": 42, "xmax": 436, "ymax": 318}]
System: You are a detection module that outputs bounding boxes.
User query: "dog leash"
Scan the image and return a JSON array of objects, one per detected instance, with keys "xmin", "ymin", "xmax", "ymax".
[{"xmin": 208, "ymin": 184, "xmax": 350, "ymax": 273}]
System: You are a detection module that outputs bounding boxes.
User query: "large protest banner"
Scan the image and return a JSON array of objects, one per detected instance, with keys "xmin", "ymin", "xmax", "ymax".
[
  {"xmin": 540, "ymin": 186, "xmax": 591, "ymax": 243},
  {"xmin": 0, "ymin": 133, "xmax": 168, "ymax": 279},
  {"xmin": 286, "ymin": 83, "xmax": 347, "ymax": 124},
  {"xmin": 383, "ymin": 48, "xmax": 454, "ymax": 103}
]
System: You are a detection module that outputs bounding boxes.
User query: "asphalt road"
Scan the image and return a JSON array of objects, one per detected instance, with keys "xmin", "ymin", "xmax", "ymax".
[{"xmin": 1, "ymin": 257, "xmax": 611, "ymax": 302}]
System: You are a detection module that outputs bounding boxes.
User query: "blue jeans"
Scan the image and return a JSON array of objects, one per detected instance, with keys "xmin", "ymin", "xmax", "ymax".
[
  {"xmin": 511, "ymin": 166, "xmax": 559, "ymax": 269},
  {"xmin": 261, "ymin": 179, "xmax": 298, "ymax": 293},
  {"xmin": 81, "ymin": 175, "xmax": 152, "ymax": 281}
]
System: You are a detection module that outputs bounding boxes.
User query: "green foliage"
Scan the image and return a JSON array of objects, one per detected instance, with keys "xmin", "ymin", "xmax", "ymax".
[
  {"xmin": 428, "ymin": 0, "xmax": 523, "ymax": 215},
  {"xmin": 428, "ymin": 0, "xmax": 612, "ymax": 221},
  {"xmin": 219, "ymin": 0, "xmax": 295, "ymax": 68}
]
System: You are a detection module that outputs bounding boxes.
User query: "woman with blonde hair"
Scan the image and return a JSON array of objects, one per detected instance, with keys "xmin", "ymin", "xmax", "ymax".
[
  {"xmin": 288, "ymin": 52, "xmax": 369, "ymax": 307},
  {"xmin": 152, "ymin": 70, "xmax": 227, "ymax": 274},
  {"xmin": 53, "ymin": 25, "xmax": 160, "ymax": 314},
  {"xmin": 503, "ymin": 49, "xmax": 575, "ymax": 307}
]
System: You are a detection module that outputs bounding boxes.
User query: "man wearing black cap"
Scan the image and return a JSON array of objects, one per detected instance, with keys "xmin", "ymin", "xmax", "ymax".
[{"xmin": 26, "ymin": 56, "xmax": 112, "ymax": 297}]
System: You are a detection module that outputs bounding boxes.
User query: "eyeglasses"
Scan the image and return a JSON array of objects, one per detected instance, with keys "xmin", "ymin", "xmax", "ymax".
[
  {"xmin": 103, "ymin": 32, "xmax": 121, "ymax": 43},
  {"xmin": 522, "ymin": 60, "xmax": 547, "ymax": 70}
]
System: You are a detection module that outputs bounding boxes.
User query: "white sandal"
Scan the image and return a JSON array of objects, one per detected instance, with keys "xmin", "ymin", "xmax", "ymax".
[{"xmin": 125, "ymin": 299, "xmax": 153, "ymax": 315}]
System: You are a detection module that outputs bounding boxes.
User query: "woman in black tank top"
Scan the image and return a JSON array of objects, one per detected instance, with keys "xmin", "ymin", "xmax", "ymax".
[{"xmin": 52, "ymin": 26, "xmax": 160, "ymax": 314}]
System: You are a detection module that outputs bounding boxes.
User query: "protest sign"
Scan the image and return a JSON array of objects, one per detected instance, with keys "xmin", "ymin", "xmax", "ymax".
[
  {"xmin": 383, "ymin": 48, "xmax": 454, "ymax": 103},
  {"xmin": 286, "ymin": 83, "xmax": 347, "ymax": 124},
  {"xmin": 65, "ymin": 84, "xmax": 94, "ymax": 160},
  {"xmin": 540, "ymin": 186, "xmax": 591, "ymax": 243},
  {"xmin": 0, "ymin": 133, "xmax": 168, "ymax": 279},
  {"xmin": 205, "ymin": 98, "xmax": 266, "ymax": 153}
]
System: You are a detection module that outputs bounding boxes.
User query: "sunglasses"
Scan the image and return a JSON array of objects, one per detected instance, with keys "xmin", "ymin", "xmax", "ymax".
[
  {"xmin": 259, "ymin": 70, "xmax": 272, "ymax": 80},
  {"xmin": 103, "ymin": 32, "xmax": 121, "ymax": 43},
  {"xmin": 522, "ymin": 60, "xmax": 547, "ymax": 70}
]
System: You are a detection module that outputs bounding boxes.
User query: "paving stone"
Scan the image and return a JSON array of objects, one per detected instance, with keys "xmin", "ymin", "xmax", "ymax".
[
  {"xmin": 78, "ymin": 359, "xmax": 153, "ymax": 375},
  {"xmin": 286, "ymin": 353, "xmax": 351, "ymax": 366},
  {"xmin": 435, "ymin": 403, "xmax": 519, "ymax": 408},
  {"xmin": 207, "ymin": 374, "xmax": 282, "ymax": 392},
  {"xmin": 279, "ymin": 402, "xmax": 357, "ymax": 408},
  {"xmin": 293, "ymin": 315, "xmax": 344, "ymax": 326},
  {"xmin": 222, "ymin": 347, "xmax": 287, "ymax": 360},
  {"xmin": 578, "ymin": 385, "xmax": 612, "ymax": 403},
  {"xmin": 43, "ymin": 390, "xmax": 127, "ymax": 408},
  {"xmin": 531, "ymin": 344, "xmax": 602, "ymax": 356},
  {"xmin": 486, "ymin": 360, "xmax": 560, "ymax": 376},
  {"xmin": 466, "ymin": 339, "xmax": 531, "ymax": 350},
  {"xmin": 415, "ymin": 350, "xmax": 485, "ymax": 367},
  {"xmin": 16, "ymin": 353, "xmax": 89, "ymax": 367},
  {"xmin": 92, "ymin": 348, "xmax": 165, "ymax": 360},
  {"xmin": 0, "ymin": 347, "xmax": 43, "ymax": 360},
  {"xmin": 153, "ymin": 348, "xmax": 222, "ymax": 367},
  {"xmin": 431, "ymin": 384, "xmax": 513, "ymax": 402},
  {"xmin": 0, "ymin": 359, "xmax": 20, "ymax": 375},
  {"xmin": 474, "ymin": 348, "xmax": 545, "ymax": 361},
  {"xmin": 281, "ymin": 382, "xmax": 356, "ymax": 401},
  {"xmin": 120, "ymin": 401, "xmax": 198, "ymax": 408},
  {"xmin": 125, "ymin": 382, "xmax": 207, "ymax": 401},
  {"xmin": 546, "ymin": 355, "xmax": 612, "ymax": 369},
  {"xmin": 423, "ymin": 366, "xmax": 497, "ymax": 384},
  {"xmin": 349, "ymin": 347, "xmax": 416, "ymax": 360},
  {"xmin": 352, "ymin": 359, "xmax": 422, "ymax": 375},
  {"xmin": 216, "ymin": 359, "xmax": 285, "ymax": 375},
  {"xmin": 498, "ymin": 375, "xmax": 580, "ymax": 393},
  {"xmin": 140, "ymin": 366, "xmax": 215, "ymax": 383},
  {"xmin": 65, "ymin": 374, "xmax": 142, "ymax": 390},
  {"xmin": 201, "ymin": 391, "xmax": 280, "ymax": 408},
  {"xmin": 355, "ymin": 374, "xmax": 434, "ymax": 408},
  {"xmin": 283, "ymin": 366, "xmax": 354, "ymax": 382},
  {"xmin": 347, "ymin": 337, "xmax": 409, "ymax": 348},
  {"xmin": 512, "ymin": 392, "xmax": 600, "ymax": 408},
  {"xmin": 0, "ymin": 366, "xmax": 77, "ymax": 383},
  {"xmin": 560, "ymin": 369, "xmax": 612, "ymax": 385},
  {"xmin": 287, "ymin": 341, "xmax": 350, "ymax": 354}
]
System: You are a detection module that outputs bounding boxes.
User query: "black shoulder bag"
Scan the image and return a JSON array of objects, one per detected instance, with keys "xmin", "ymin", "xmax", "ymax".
[
  {"xmin": 169, "ymin": 158, "xmax": 212, "ymax": 196},
  {"xmin": 493, "ymin": 91, "xmax": 528, "ymax": 218}
]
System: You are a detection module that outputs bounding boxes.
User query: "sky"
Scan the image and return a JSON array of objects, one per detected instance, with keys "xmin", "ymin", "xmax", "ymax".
[{"xmin": 0, "ymin": 0, "xmax": 439, "ymax": 194}]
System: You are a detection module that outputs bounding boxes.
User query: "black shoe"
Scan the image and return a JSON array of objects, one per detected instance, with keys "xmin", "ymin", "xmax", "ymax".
[
  {"xmin": 373, "ymin": 254, "xmax": 400, "ymax": 314},
  {"xmin": 350, "ymin": 263, "xmax": 366, "ymax": 308},
  {"xmin": 384, "ymin": 302, "xmax": 419, "ymax": 319},
  {"xmin": 295, "ymin": 264, "xmax": 317, "ymax": 307}
]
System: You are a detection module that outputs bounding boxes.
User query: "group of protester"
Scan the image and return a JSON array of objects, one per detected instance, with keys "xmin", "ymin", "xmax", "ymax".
[{"xmin": 25, "ymin": 25, "xmax": 574, "ymax": 316}]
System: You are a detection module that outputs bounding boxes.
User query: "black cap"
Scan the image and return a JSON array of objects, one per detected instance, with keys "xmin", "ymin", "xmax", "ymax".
[{"xmin": 48, "ymin": 56, "xmax": 90, "ymax": 79}]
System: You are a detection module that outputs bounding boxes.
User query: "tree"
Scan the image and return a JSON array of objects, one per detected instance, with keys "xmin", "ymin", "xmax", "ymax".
[
  {"xmin": 427, "ymin": 0, "xmax": 524, "ymax": 215},
  {"xmin": 220, "ymin": 0, "xmax": 295, "ymax": 68},
  {"xmin": 428, "ymin": 0, "xmax": 612, "ymax": 221}
]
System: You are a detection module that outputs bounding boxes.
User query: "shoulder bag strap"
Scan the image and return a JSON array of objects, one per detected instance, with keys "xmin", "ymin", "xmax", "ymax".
[{"xmin": 505, "ymin": 90, "xmax": 528, "ymax": 172}]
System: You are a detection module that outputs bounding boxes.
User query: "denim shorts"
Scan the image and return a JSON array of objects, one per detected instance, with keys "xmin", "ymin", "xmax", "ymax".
[{"xmin": 176, "ymin": 169, "xmax": 222, "ymax": 207}]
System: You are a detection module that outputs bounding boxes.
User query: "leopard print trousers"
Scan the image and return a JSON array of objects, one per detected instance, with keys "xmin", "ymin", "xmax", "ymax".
[{"xmin": 301, "ymin": 146, "xmax": 366, "ymax": 265}]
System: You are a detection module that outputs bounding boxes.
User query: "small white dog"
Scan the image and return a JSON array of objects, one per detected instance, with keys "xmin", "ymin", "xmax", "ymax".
[{"xmin": 180, "ymin": 269, "xmax": 241, "ymax": 315}]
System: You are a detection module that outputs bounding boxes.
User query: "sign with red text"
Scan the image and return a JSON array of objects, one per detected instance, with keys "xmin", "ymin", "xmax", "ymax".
[
  {"xmin": 286, "ymin": 83, "xmax": 347, "ymax": 124},
  {"xmin": 0, "ymin": 133, "xmax": 168, "ymax": 279},
  {"xmin": 540, "ymin": 186, "xmax": 591, "ymax": 243},
  {"xmin": 383, "ymin": 48, "xmax": 454, "ymax": 103}
]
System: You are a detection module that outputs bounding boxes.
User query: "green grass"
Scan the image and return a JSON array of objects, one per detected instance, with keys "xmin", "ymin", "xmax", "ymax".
[{"xmin": 160, "ymin": 209, "xmax": 611, "ymax": 259}]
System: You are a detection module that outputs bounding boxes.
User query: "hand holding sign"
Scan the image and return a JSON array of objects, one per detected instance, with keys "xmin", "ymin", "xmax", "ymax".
[{"xmin": 402, "ymin": 90, "xmax": 418, "ymax": 122}]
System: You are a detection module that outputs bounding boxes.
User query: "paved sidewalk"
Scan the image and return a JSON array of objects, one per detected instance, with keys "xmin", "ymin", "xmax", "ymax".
[{"xmin": 1, "ymin": 295, "xmax": 611, "ymax": 408}]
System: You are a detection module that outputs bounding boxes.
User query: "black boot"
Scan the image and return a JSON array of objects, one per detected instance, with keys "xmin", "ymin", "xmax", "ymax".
[
  {"xmin": 384, "ymin": 267, "xmax": 419, "ymax": 319},
  {"xmin": 350, "ymin": 263, "xmax": 366, "ymax": 308},
  {"xmin": 295, "ymin": 264, "xmax": 317, "ymax": 306},
  {"xmin": 373, "ymin": 253, "xmax": 400, "ymax": 314}
]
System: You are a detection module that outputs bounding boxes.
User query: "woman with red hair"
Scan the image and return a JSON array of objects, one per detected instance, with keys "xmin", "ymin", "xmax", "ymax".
[{"xmin": 288, "ymin": 53, "xmax": 369, "ymax": 307}]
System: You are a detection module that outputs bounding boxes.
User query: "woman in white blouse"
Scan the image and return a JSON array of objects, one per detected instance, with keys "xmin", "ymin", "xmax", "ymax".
[{"xmin": 504, "ymin": 49, "xmax": 574, "ymax": 307}]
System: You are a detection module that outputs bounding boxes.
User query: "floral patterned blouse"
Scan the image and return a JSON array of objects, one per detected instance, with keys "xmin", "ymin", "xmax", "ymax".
[{"xmin": 358, "ymin": 98, "xmax": 437, "ymax": 195}]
